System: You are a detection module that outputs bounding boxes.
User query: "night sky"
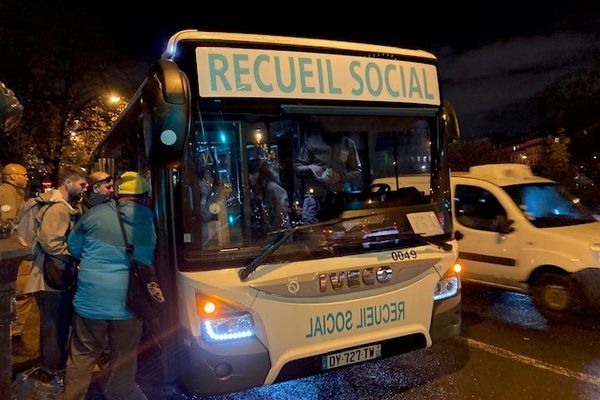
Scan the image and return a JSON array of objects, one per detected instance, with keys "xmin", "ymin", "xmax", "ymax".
[{"xmin": 4, "ymin": 1, "xmax": 600, "ymax": 138}]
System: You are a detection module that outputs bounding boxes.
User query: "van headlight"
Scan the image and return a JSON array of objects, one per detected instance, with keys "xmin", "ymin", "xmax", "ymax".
[
  {"xmin": 196, "ymin": 291, "xmax": 256, "ymax": 343},
  {"xmin": 433, "ymin": 271, "xmax": 460, "ymax": 301}
]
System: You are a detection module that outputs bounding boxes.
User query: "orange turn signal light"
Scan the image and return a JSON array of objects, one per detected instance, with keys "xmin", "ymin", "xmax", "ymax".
[
  {"xmin": 452, "ymin": 263, "xmax": 462, "ymax": 273},
  {"xmin": 203, "ymin": 301, "xmax": 216, "ymax": 314},
  {"xmin": 196, "ymin": 292, "xmax": 219, "ymax": 317}
]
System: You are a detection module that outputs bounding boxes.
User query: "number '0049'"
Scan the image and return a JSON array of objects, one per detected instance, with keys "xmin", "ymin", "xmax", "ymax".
[{"xmin": 391, "ymin": 250, "xmax": 418, "ymax": 261}]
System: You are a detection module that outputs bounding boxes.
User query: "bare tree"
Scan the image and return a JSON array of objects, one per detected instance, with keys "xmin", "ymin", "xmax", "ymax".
[{"xmin": 0, "ymin": 1, "xmax": 142, "ymax": 182}]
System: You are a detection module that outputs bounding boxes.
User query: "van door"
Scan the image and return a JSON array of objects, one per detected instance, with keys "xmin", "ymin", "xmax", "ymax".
[{"xmin": 453, "ymin": 183, "xmax": 523, "ymax": 288}]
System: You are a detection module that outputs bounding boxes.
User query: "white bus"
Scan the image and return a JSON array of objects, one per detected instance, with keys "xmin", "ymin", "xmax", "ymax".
[{"xmin": 92, "ymin": 30, "xmax": 461, "ymax": 396}]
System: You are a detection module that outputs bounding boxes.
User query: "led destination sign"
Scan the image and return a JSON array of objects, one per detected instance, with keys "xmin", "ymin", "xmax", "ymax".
[{"xmin": 196, "ymin": 47, "xmax": 440, "ymax": 105}]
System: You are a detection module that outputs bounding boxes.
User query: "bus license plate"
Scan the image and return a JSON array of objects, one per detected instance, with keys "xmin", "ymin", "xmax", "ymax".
[{"xmin": 321, "ymin": 344, "xmax": 382, "ymax": 370}]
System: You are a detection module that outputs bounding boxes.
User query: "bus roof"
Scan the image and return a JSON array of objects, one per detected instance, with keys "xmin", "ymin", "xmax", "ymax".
[{"xmin": 163, "ymin": 30, "xmax": 437, "ymax": 61}]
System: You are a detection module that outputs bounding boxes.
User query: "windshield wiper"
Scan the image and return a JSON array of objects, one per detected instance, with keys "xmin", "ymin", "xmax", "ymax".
[{"xmin": 239, "ymin": 214, "xmax": 377, "ymax": 281}]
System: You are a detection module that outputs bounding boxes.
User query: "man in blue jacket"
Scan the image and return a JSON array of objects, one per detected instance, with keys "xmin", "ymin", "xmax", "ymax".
[{"xmin": 64, "ymin": 171, "xmax": 156, "ymax": 400}]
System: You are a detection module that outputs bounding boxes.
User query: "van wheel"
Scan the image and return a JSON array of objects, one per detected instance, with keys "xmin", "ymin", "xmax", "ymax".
[{"xmin": 531, "ymin": 272, "xmax": 583, "ymax": 321}]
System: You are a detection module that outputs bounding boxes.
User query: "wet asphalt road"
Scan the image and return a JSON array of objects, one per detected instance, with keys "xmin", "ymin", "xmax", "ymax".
[{"xmin": 139, "ymin": 284, "xmax": 600, "ymax": 400}]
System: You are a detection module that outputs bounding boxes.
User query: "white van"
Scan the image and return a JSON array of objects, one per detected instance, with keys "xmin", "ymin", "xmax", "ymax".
[
  {"xmin": 451, "ymin": 164, "xmax": 600, "ymax": 320},
  {"xmin": 374, "ymin": 164, "xmax": 600, "ymax": 320}
]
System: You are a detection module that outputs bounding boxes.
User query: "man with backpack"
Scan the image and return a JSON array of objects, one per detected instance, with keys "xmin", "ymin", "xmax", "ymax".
[{"xmin": 23, "ymin": 165, "xmax": 87, "ymax": 383}]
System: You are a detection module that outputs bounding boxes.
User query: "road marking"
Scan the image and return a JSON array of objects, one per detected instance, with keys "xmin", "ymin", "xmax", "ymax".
[{"xmin": 462, "ymin": 337, "xmax": 600, "ymax": 386}]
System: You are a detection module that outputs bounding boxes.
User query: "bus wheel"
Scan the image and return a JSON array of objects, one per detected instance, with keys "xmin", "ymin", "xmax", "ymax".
[{"xmin": 531, "ymin": 272, "xmax": 583, "ymax": 321}]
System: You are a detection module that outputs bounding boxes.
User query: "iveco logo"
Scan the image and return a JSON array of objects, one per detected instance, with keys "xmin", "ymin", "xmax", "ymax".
[{"xmin": 319, "ymin": 266, "xmax": 393, "ymax": 292}]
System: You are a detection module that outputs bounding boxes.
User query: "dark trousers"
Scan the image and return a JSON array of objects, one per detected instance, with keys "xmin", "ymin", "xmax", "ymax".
[
  {"xmin": 35, "ymin": 290, "xmax": 74, "ymax": 372},
  {"xmin": 65, "ymin": 313, "xmax": 146, "ymax": 400}
]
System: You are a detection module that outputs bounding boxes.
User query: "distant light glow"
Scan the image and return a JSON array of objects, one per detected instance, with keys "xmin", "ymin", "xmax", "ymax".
[{"xmin": 219, "ymin": 131, "xmax": 227, "ymax": 144}]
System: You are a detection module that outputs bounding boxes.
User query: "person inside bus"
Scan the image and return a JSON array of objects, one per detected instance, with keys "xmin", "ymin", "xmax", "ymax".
[
  {"xmin": 248, "ymin": 158, "xmax": 291, "ymax": 234},
  {"xmin": 294, "ymin": 124, "xmax": 362, "ymax": 223}
]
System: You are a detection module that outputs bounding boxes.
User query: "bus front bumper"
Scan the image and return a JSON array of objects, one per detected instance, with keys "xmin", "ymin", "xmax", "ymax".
[
  {"xmin": 180, "ymin": 331, "xmax": 271, "ymax": 396},
  {"xmin": 430, "ymin": 291, "xmax": 461, "ymax": 343}
]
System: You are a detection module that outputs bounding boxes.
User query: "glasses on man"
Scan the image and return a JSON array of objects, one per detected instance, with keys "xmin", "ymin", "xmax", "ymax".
[
  {"xmin": 92, "ymin": 176, "xmax": 114, "ymax": 190},
  {"xmin": 93, "ymin": 176, "xmax": 113, "ymax": 185}
]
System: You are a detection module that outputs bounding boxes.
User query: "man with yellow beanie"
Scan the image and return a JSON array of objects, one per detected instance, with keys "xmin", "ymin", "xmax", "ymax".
[
  {"xmin": 117, "ymin": 171, "xmax": 150, "ymax": 195},
  {"xmin": 65, "ymin": 171, "xmax": 155, "ymax": 400}
]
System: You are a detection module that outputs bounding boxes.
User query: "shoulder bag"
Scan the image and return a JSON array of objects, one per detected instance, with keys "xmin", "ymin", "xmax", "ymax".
[
  {"xmin": 39, "ymin": 203, "xmax": 78, "ymax": 291},
  {"xmin": 115, "ymin": 200, "xmax": 165, "ymax": 320}
]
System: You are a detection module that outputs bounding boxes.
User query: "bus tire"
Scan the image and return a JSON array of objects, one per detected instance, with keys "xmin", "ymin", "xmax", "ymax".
[{"xmin": 531, "ymin": 272, "xmax": 583, "ymax": 321}]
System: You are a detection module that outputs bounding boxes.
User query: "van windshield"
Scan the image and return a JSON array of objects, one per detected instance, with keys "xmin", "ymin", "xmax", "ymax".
[{"xmin": 503, "ymin": 183, "xmax": 595, "ymax": 228}]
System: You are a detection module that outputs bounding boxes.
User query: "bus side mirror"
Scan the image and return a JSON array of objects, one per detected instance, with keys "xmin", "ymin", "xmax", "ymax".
[
  {"xmin": 442, "ymin": 100, "xmax": 460, "ymax": 143},
  {"xmin": 142, "ymin": 59, "xmax": 191, "ymax": 166}
]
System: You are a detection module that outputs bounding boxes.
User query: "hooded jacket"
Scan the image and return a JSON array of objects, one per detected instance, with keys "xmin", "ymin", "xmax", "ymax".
[
  {"xmin": 24, "ymin": 189, "xmax": 80, "ymax": 293},
  {"xmin": 67, "ymin": 198, "xmax": 156, "ymax": 320}
]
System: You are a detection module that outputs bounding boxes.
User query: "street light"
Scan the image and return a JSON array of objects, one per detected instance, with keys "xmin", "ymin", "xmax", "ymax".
[{"xmin": 108, "ymin": 94, "xmax": 121, "ymax": 104}]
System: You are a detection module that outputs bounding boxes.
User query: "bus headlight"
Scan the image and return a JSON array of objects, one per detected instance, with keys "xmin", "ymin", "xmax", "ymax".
[
  {"xmin": 433, "ymin": 273, "xmax": 460, "ymax": 301},
  {"xmin": 196, "ymin": 292, "xmax": 256, "ymax": 342},
  {"xmin": 203, "ymin": 314, "xmax": 255, "ymax": 342}
]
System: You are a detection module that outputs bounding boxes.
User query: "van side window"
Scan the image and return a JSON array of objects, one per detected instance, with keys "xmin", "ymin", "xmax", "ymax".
[{"xmin": 454, "ymin": 185, "xmax": 507, "ymax": 232}]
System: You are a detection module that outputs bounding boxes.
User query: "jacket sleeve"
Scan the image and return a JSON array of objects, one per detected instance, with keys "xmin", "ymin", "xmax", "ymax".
[
  {"xmin": 294, "ymin": 142, "xmax": 314, "ymax": 178},
  {"xmin": 67, "ymin": 217, "xmax": 85, "ymax": 260},
  {"xmin": 344, "ymin": 140, "xmax": 362, "ymax": 181},
  {"xmin": 38, "ymin": 205, "xmax": 72, "ymax": 257}
]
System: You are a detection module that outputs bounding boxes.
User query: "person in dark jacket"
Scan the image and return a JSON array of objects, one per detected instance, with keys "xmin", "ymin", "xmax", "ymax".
[
  {"xmin": 65, "ymin": 171, "xmax": 156, "ymax": 400},
  {"xmin": 294, "ymin": 127, "xmax": 362, "ymax": 223},
  {"xmin": 81, "ymin": 171, "xmax": 114, "ymax": 212}
]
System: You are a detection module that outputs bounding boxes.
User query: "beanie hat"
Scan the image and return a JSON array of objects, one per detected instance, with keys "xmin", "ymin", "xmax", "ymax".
[{"xmin": 118, "ymin": 171, "xmax": 150, "ymax": 195}]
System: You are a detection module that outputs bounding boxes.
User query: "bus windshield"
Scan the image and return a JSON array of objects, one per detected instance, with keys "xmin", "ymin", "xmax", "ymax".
[{"xmin": 179, "ymin": 101, "xmax": 449, "ymax": 270}]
